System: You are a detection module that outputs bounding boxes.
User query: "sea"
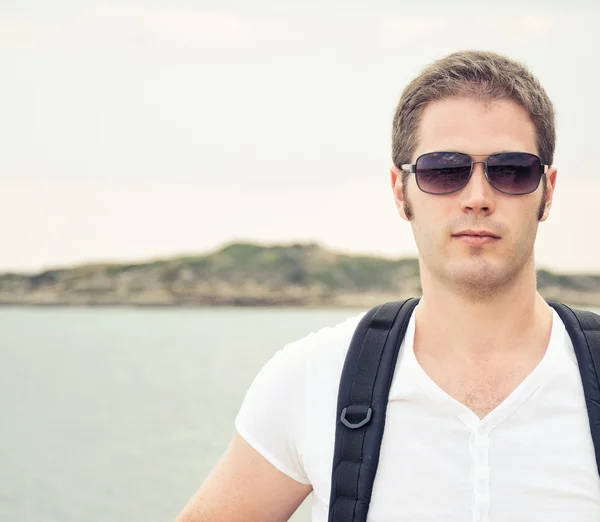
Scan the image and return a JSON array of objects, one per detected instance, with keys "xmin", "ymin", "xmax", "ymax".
[
  {"xmin": 0, "ymin": 306, "xmax": 365, "ymax": 522},
  {"xmin": 1, "ymin": 305, "xmax": 599, "ymax": 522}
]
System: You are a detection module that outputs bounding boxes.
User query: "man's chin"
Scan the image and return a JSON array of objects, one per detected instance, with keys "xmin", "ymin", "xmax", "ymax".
[{"xmin": 443, "ymin": 259, "xmax": 513, "ymax": 293}]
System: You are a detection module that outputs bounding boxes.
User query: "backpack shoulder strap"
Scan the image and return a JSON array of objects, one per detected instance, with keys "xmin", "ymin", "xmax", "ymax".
[
  {"xmin": 328, "ymin": 298, "xmax": 420, "ymax": 522},
  {"xmin": 548, "ymin": 302, "xmax": 600, "ymax": 474}
]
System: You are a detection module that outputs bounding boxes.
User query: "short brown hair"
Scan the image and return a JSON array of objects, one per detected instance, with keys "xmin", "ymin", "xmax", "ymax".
[{"xmin": 392, "ymin": 50, "xmax": 556, "ymax": 168}]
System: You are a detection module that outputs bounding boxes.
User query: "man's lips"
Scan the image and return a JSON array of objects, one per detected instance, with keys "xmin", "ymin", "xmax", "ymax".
[
  {"xmin": 452, "ymin": 230, "xmax": 501, "ymax": 245},
  {"xmin": 452, "ymin": 229, "xmax": 500, "ymax": 239}
]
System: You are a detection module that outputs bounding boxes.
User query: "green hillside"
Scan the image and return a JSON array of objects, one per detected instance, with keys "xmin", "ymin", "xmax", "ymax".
[{"xmin": 1, "ymin": 242, "xmax": 599, "ymax": 307}]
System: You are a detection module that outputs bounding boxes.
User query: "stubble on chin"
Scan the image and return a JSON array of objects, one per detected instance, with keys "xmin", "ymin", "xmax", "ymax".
[
  {"xmin": 436, "ymin": 228, "xmax": 537, "ymax": 303},
  {"xmin": 446, "ymin": 258, "xmax": 519, "ymax": 303}
]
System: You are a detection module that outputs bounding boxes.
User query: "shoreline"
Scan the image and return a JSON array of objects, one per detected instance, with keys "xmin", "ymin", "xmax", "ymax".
[{"xmin": 1, "ymin": 292, "xmax": 599, "ymax": 310}]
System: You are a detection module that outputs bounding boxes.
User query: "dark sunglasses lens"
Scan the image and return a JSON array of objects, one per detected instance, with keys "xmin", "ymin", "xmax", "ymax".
[
  {"xmin": 415, "ymin": 152, "xmax": 472, "ymax": 194},
  {"xmin": 486, "ymin": 153, "xmax": 542, "ymax": 194}
]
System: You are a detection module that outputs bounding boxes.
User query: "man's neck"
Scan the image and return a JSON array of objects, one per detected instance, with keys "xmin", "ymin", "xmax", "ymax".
[{"xmin": 414, "ymin": 264, "xmax": 553, "ymax": 359}]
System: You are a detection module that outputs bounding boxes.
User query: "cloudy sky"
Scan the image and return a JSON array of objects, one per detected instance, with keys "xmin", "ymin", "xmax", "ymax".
[{"xmin": 2, "ymin": 0, "xmax": 599, "ymax": 273}]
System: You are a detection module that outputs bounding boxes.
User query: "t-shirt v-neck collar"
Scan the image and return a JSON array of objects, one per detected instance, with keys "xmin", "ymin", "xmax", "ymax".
[{"xmin": 399, "ymin": 307, "xmax": 562, "ymax": 432}]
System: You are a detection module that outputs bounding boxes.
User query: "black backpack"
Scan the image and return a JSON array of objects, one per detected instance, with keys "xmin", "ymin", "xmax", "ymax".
[{"xmin": 327, "ymin": 298, "xmax": 600, "ymax": 522}]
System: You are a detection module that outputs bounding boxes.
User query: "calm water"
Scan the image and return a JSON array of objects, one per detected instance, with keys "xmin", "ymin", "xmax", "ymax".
[
  {"xmin": 1, "ymin": 305, "xmax": 598, "ymax": 522},
  {"xmin": 0, "ymin": 306, "xmax": 365, "ymax": 522}
]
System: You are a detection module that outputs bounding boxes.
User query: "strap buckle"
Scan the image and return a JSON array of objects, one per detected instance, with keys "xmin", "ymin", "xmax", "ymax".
[{"xmin": 340, "ymin": 405, "xmax": 372, "ymax": 429}]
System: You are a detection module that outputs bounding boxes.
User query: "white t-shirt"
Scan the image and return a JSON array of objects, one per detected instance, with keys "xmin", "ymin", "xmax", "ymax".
[{"xmin": 235, "ymin": 307, "xmax": 600, "ymax": 521}]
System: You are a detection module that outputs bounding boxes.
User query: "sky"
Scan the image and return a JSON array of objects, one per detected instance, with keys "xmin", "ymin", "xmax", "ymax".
[{"xmin": 2, "ymin": 0, "xmax": 599, "ymax": 274}]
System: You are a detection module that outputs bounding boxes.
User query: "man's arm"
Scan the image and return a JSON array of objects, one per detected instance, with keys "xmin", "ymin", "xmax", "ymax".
[{"xmin": 174, "ymin": 432, "xmax": 313, "ymax": 522}]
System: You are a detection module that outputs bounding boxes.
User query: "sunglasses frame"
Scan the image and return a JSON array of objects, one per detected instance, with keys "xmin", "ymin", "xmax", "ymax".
[{"xmin": 401, "ymin": 151, "xmax": 549, "ymax": 195}]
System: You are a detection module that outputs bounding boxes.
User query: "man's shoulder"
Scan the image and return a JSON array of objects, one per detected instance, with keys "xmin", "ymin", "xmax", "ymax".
[
  {"xmin": 279, "ymin": 311, "xmax": 366, "ymax": 377},
  {"xmin": 289, "ymin": 311, "xmax": 365, "ymax": 352}
]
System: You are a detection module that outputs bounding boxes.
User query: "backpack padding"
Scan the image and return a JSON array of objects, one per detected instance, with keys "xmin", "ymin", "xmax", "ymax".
[
  {"xmin": 328, "ymin": 298, "xmax": 420, "ymax": 522},
  {"xmin": 549, "ymin": 302, "xmax": 600, "ymax": 475}
]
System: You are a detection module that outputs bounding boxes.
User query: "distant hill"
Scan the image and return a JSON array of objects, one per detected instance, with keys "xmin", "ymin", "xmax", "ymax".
[{"xmin": 1, "ymin": 242, "xmax": 599, "ymax": 307}]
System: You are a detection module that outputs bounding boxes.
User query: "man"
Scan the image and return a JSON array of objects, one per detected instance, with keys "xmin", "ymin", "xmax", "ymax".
[{"xmin": 176, "ymin": 51, "xmax": 600, "ymax": 521}]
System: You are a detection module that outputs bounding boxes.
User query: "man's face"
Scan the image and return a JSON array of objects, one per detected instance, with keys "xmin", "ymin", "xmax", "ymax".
[{"xmin": 391, "ymin": 96, "xmax": 557, "ymax": 296}]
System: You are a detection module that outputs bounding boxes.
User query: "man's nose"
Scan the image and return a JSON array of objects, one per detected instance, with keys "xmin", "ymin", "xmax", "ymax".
[{"xmin": 459, "ymin": 161, "xmax": 495, "ymax": 214}]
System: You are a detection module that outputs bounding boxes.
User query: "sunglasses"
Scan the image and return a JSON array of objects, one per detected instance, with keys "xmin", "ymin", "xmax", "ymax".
[{"xmin": 401, "ymin": 151, "xmax": 549, "ymax": 195}]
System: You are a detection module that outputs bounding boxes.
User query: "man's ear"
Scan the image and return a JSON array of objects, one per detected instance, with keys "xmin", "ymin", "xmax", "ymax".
[
  {"xmin": 539, "ymin": 167, "xmax": 558, "ymax": 222},
  {"xmin": 391, "ymin": 165, "xmax": 411, "ymax": 221}
]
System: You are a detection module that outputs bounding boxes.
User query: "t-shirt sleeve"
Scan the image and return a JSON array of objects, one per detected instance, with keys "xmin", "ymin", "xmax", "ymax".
[{"xmin": 235, "ymin": 338, "xmax": 311, "ymax": 485}]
